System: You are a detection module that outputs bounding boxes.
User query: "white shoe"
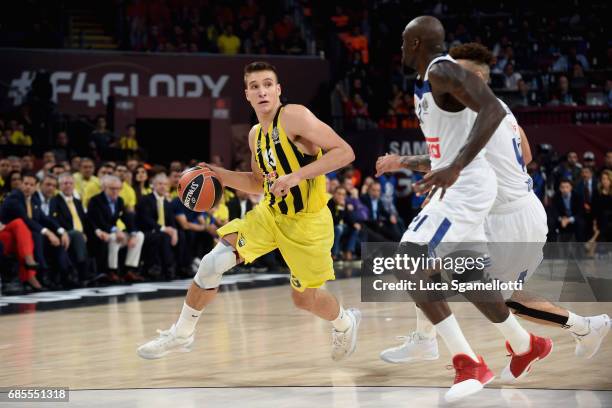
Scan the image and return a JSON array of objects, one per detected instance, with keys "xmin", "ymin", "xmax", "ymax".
[
  {"xmin": 331, "ymin": 308, "xmax": 361, "ymax": 361},
  {"xmin": 572, "ymin": 314, "xmax": 610, "ymax": 359},
  {"xmin": 380, "ymin": 332, "xmax": 439, "ymax": 364},
  {"xmin": 137, "ymin": 324, "xmax": 195, "ymax": 360}
]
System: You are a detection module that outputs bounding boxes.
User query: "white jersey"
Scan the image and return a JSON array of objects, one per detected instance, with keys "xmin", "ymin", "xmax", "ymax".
[
  {"xmin": 414, "ymin": 55, "xmax": 487, "ymax": 171},
  {"xmin": 485, "ymin": 99, "xmax": 534, "ymax": 206}
]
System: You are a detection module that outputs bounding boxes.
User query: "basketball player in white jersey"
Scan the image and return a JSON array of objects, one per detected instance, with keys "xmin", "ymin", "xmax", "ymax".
[
  {"xmin": 378, "ymin": 43, "xmax": 610, "ymax": 364},
  {"xmin": 374, "ymin": 16, "xmax": 553, "ymax": 402}
]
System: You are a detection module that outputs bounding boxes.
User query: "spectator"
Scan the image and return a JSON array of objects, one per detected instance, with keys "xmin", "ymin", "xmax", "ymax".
[
  {"xmin": 132, "ymin": 165, "xmax": 151, "ymax": 202},
  {"xmin": 273, "ymin": 15, "xmax": 294, "ymax": 43},
  {"xmin": 217, "ymin": 25, "xmax": 241, "ymax": 54},
  {"xmin": 0, "ymin": 158, "xmax": 10, "ymax": 187},
  {"xmin": 527, "ymin": 161, "xmax": 546, "ymax": 201},
  {"xmin": 90, "ymin": 116, "xmax": 115, "ymax": 157},
  {"xmin": 168, "ymin": 169, "xmax": 181, "ymax": 199},
  {"xmin": 118, "ymin": 124, "xmax": 140, "ymax": 155},
  {"xmin": 82, "ymin": 162, "xmax": 115, "ymax": 207},
  {"xmin": 70, "ymin": 156, "xmax": 82, "ymax": 173},
  {"xmin": 593, "ymin": 170, "xmax": 612, "ymax": 242},
  {"xmin": 52, "ymin": 131, "xmax": 75, "ymax": 162},
  {"xmin": 8, "ymin": 156, "xmax": 22, "ymax": 173},
  {"xmin": 327, "ymin": 187, "xmax": 359, "ymax": 261},
  {"xmin": 570, "ymin": 63, "xmax": 589, "ymax": 94},
  {"xmin": 550, "ymin": 75, "xmax": 578, "ymax": 106},
  {"xmin": 582, "ymin": 151, "xmax": 597, "ymax": 171},
  {"xmin": 0, "ymin": 218, "xmax": 41, "ymax": 291},
  {"xmin": 0, "ymin": 173, "xmax": 73, "ymax": 289},
  {"xmin": 553, "ymin": 151, "xmax": 582, "ymax": 187},
  {"xmin": 575, "ymin": 166, "xmax": 598, "ymax": 240},
  {"xmin": 360, "ymin": 182, "xmax": 403, "ymax": 241},
  {"xmin": 551, "ymin": 179, "xmax": 585, "ymax": 241},
  {"xmin": 605, "ymin": 80, "xmax": 612, "ymax": 108},
  {"xmin": 115, "ymin": 164, "xmax": 137, "ymax": 212},
  {"xmin": 87, "ymin": 175, "xmax": 145, "ymax": 283},
  {"xmin": 342, "ymin": 26, "xmax": 369, "ymax": 64},
  {"xmin": 502, "ymin": 63, "xmax": 522, "ymax": 90},
  {"xmin": 73, "ymin": 158, "xmax": 97, "ymax": 200},
  {"xmin": 515, "ymin": 79, "xmax": 539, "ymax": 107},
  {"xmin": 50, "ymin": 172, "xmax": 91, "ymax": 284},
  {"xmin": 36, "ymin": 174, "xmax": 58, "ymax": 216},
  {"xmin": 21, "ymin": 155, "xmax": 35, "ymax": 173},
  {"xmin": 227, "ymin": 189, "xmax": 253, "ymax": 220},
  {"xmin": 8, "ymin": 122, "xmax": 32, "ymax": 146},
  {"xmin": 36, "ymin": 151, "xmax": 56, "ymax": 180},
  {"xmin": 600, "ymin": 150, "xmax": 612, "ymax": 175},
  {"xmin": 552, "ymin": 46, "xmax": 590, "ymax": 72},
  {"xmin": 136, "ymin": 173, "xmax": 178, "ymax": 280}
]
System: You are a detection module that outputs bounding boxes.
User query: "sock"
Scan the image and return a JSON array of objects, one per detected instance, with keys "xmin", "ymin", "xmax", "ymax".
[
  {"xmin": 566, "ymin": 311, "xmax": 589, "ymax": 335},
  {"xmin": 435, "ymin": 314, "xmax": 478, "ymax": 361},
  {"xmin": 332, "ymin": 306, "xmax": 352, "ymax": 332},
  {"xmin": 493, "ymin": 313, "xmax": 532, "ymax": 354},
  {"xmin": 415, "ymin": 305, "xmax": 437, "ymax": 339},
  {"xmin": 175, "ymin": 302, "xmax": 202, "ymax": 338}
]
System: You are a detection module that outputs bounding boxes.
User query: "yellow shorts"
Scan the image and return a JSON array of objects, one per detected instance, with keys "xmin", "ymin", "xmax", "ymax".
[{"xmin": 217, "ymin": 203, "xmax": 334, "ymax": 292}]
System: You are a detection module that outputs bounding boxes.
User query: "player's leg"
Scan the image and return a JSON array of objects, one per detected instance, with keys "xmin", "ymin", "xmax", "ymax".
[
  {"xmin": 290, "ymin": 286, "xmax": 361, "ymax": 361},
  {"xmin": 137, "ymin": 234, "xmax": 239, "ymax": 359},
  {"xmin": 508, "ymin": 290, "xmax": 610, "ymax": 359}
]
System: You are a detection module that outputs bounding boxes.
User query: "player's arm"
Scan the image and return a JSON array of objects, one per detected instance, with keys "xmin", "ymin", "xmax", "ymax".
[
  {"xmin": 375, "ymin": 154, "xmax": 431, "ymax": 176},
  {"xmin": 417, "ymin": 62, "xmax": 506, "ymax": 196},
  {"xmin": 205, "ymin": 127, "xmax": 264, "ymax": 195},
  {"xmin": 270, "ymin": 104, "xmax": 354, "ymax": 196},
  {"xmin": 519, "ymin": 125, "xmax": 532, "ymax": 165}
]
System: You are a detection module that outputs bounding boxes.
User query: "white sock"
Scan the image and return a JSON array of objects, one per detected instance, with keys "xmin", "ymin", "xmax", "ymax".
[
  {"xmin": 435, "ymin": 314, "xmax": 478, "ymax": 361},
  {"xmin": 566, "ymin": 311, "xmax": 589, "ymax": 335},
  {"xmin": 493, "ymin": 313, "xmax": 531, "ymax": 354},
  {"xmin": 175, "ymin": 302, "xmax": 202, "ymax": 338},
  {"xmin": 332, "ymin": 306, "xmax": 352, "ymax": 332},
  {"xmin": 415, "ymin": 305, "xmax": 437, "ymax": 339}
]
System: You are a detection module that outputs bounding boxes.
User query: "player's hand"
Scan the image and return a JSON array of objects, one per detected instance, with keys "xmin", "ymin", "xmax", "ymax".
[
  {"xmin": 375, "ymin": 154, "xmax": 403, "ymax": 177},
  {"xmin": 415, "ymin": 163, "xmax": 461, "ymax": 200},
  {"xmin": 270, "ymin": 173, "xmax": 301, "ymax": 197}
]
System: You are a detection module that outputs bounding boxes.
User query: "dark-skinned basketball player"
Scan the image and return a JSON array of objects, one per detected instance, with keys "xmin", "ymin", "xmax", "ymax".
[
  {"xmin": 378, "ymin": 42, "xmax": 609, "ymax": 365},
  {"xmin": 138, "ymin": 62, "xmax": 362, "ymax": 362},
  {"xmin": 376, "ymin": 16, "xmax": 553, "ymax": 402}
]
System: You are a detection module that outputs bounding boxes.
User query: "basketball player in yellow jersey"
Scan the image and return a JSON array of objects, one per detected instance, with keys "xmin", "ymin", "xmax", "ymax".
[{"xmin": 138, "ymin": 61, "xmax": 362, "ymax": 361}]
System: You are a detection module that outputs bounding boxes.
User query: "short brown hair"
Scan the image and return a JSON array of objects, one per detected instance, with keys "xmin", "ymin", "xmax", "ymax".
[
  {"xmin": 449, "ymin": 43, "xmax": 494, "ymax": 66},
  {"xmin": 244, "ymin": 61, "xmax": 279, "ymax": 86}
]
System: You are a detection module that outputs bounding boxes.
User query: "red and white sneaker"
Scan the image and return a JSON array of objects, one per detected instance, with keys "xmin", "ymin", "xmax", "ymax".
[
  {"xmin": 501, "ymin": 333, "xmax": 553, "ymax": 382},
  {"xmin": 445, "ymin": 354, "xmax": 495, "ymax": 403}
]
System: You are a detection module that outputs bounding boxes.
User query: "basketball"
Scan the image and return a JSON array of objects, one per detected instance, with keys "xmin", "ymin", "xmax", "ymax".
[{"xmin": 177, "ymin": 165, "xmax": 224, "ymax": 212}]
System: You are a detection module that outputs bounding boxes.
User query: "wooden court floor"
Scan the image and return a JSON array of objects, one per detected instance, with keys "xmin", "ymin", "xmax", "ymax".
[{"xmin": 1, "ymin": 278, "xmax": 611, "ymax": 392}]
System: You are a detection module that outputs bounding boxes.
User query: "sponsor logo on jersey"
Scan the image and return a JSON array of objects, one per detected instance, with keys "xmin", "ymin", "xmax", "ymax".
[{"xmin": 271, "ymin": 127, "xmax": 280, "ymax": 144}]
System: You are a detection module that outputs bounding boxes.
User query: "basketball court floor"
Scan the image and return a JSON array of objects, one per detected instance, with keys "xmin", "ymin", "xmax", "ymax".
[{"xmin": 1, "ymin": 265, "xmax": 611, "ymax": 407}]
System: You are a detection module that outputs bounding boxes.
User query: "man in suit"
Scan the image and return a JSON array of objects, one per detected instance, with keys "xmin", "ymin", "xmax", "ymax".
[
  {"xmin": 227, "ymin": 190, "xmax": 254, "ymax": 221},
  {"xmin": 50, "ymin": 172, "xmax": 91, "ymax": 284},
  {"xmin": 136, "ymin": 173, "xmax": 178, "ymax": 280},
  {"xmin": 552, "ymin": 179, "xmax": 585, "ymax": 241},
  {"xmin": 575, "ymin": 166, "xmax": 599, "ymax": 241},
  {"xmin": 360, "ymin": 181, "xmax": 403, "ymax": 241},
  {"xmin": 88, "ymin": 175, "xmax": 144, "ymax": 283},
  {"xmin": 36, "ymin": 175, "xmax": 58, "ymax": 216},
  {"xmin": 0, "ymin": 173, "xmax": 74, "ymax": 289}
]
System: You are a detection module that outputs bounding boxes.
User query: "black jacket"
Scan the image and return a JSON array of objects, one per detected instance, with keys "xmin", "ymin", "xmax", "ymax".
[
  {"xmin": 552, "ymin": 191, "xmax": 584, "ymax": 221},
  {"xmin": 0, "ymin": 189, "xmax": 62, "ymax": 234},
  {"xmin": 360, "ymin": 194, "xmax": 391, "ymax": 223},
  {"xmin": 50, "ymin": 194, "xmax": 88, "ymax": 232},
  {"xmin": 227, "ymin": 196, "xmax": 254, "ymax": 221},
  {"xmin": 87, "ymin": 192, "xmax": 136, "ymax": 234},
  {"xmin": 136, "ymin": 193, "xmax": 177, "ymax": 233}
]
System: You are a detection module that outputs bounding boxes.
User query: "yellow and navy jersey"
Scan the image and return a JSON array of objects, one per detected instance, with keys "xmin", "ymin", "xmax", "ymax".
[{"xmin": 254, "ymin": 105, "xmax": 327, "ymax": 216}]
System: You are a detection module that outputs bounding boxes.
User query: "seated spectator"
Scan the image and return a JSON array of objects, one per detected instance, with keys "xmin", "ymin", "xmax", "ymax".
[
  {"xmin": 576, "ymin": 167, "xmax": 598, "ymax": 240},
  {"xmin": 50, "ymin": 172, "xmax": 91, "ymax": 284},
  {"xmin": 136, "ymin": 173, "xmax": 178, "ymax": 280},
  {"xmin": 552, "ymin": 46, "xmax": 590, "ymax": 72},
  {"xmin": 36, "ymin": 151, "xmax": 56, "ymax": 181},
  {"xmin": 217, "ymin": 25, "xmax": 241, "ymax": 54},
  {"xmin": 593, "ymin": 170, "xmax": 612, "ymax": 242},
  {"xmin": 502, "ymin": 63, "xmax": 522, "ymax": 90},
  {"xmin": 52, "ymin": 131, "xmax": 76, "ymax": 162},
  {"xmin": 88, "ymin": 175, "xmax": 145, "ymax": 283},
  {"xmin": 73, "ymin": 158, "xmax": 97, "ymax": 200},
  {"xmin": 342, "ymin": 26, "xmax": 369, "ymax": 64},
  {"xmin": 551, "ymin": 179, "xmax": 585, "ymax": 241},
  {"xmin": 168, "ymin": 169, "xmax": 181, "ymax": 199},
  {"xmin": 132, "ymin": 165, "xmax": 152, "ymax": 202},
  {"xmin": 570, "ymin": 63, "xmax": 589, "ymax": 94},
  {"xmin": 36, "ymin": 175, "xmax": 58, "ymax": 216},
  {"xmin": 515, "ymin": 80, "xmax": 539, "ymax": 107},
  {"xmin": 227, "ymin": 189, "xmax": 254, "ymax": 220},
  {"xmin": 549, "ymin": 75, "xmax": 579, "ymax": 106},
  {"xmin": 327, "ymin": 187, "xmax": 359, "ymax": 261},
  {"xmin": 70, "ymin": 156, "xmax": 82, "ymax": 173},
  {"xmin": 527, "ymin": 161, "xmax": 546, "ymax": 201},
  {"xmin": 0, "ymin": 173, "xmax": 73, "ymax": 289},
  {"xmin": 83, "ymin": 162, "xmax": 115, "ymax": 207},
  {"xmin": 8, "ymin": 122, "xmax": 32, "ymax": 146},
  {"xmin": 0, "ymin": 218, "xmax": 41, "ymax": 291},
  {"xmin": 1, "ymin": 171, "xmax": 22, "ymax": 203},
  {"xmin": 0, "ymin": 158, "xmax": 10, "ymax": 188},
  {"xmin": 360, "ymin": 182, "xmax": 403, "ymax": 241},
  {"xmin": 21, "ymin": 154, "xmax": 35, "ymax": 173},
  {"xmin": 552, "ymin": 151, "xmax": 582, "ymax": 187},
  {"xmin": 115, "ymin": 163, "xmax": 137, "ymax": 212},
  {"xmin": 8, "ymin": 156, "xmax": 22, "ymax": 173},
  {"xmin": 582, "ymin": 151, "xmax": 597, "ymax": 171}
]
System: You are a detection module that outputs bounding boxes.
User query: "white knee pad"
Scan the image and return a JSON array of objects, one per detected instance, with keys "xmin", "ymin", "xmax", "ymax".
[{"xmin": 193, "ymin": 242, "xmax": 237, "ymax": 289}]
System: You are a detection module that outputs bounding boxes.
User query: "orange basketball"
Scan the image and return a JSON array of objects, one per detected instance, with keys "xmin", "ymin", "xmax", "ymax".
[{"xmin": 177, "ymin": 165, "xmax": 224, "ymax": 212}]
